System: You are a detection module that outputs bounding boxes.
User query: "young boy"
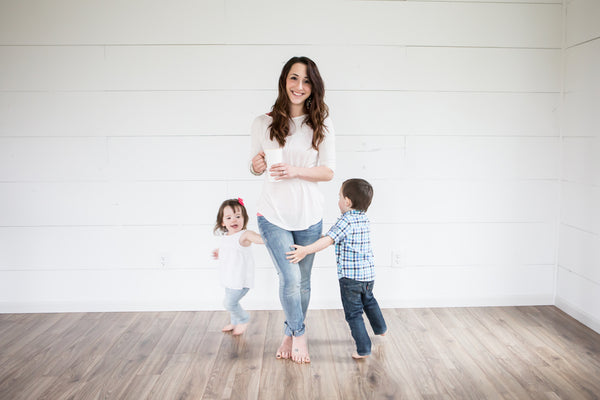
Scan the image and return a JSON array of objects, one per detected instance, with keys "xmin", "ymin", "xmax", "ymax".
[{"xmin": 286, "ymin": 178, "xmax": 387, "ymax": 359}]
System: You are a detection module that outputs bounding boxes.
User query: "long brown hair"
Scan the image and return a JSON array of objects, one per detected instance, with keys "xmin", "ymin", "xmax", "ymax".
[{"xmin": 269, "ymin": 56, "xmax": 329, "ymax": 150}]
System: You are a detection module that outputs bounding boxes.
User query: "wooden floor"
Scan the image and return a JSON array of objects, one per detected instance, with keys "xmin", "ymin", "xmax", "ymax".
[{"xmin": 0, "ymin": 306, "xmax": 599, "ymax": 400}]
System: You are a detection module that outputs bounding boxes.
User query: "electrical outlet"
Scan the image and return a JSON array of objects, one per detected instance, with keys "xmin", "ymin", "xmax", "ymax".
[
  {"xmin": 391, "ymin": 250, "xmax": 403, "ymax": 267},
  {"xmin": 159, "ymin": 254, "xmax": 169, "ymax": 268}
]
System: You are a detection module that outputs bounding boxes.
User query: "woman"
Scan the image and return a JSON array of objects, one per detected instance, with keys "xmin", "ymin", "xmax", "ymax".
[{"xmin": 249, "ymin": 56, "xmax": 335, "ymax": 364}]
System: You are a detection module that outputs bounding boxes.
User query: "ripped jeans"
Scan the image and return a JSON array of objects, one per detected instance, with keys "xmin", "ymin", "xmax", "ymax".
[{"xmin": 258, "ymin": 216, "xmax": 322, "ymax": 337}]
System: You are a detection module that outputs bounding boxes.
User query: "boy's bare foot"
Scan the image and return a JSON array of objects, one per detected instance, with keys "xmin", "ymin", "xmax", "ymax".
[
  {"xmin": 291, "ymin": 334, "xmax": 310, "ymax": 364},
  {"xmin": 276, "ymin": 335, "xmax": 292, "ymax": 359},
  {"xmin": 352, "ymin": 352, "xmax": 369, "ymax": 359},
  {"xmin": 222, "ymin": 324, "xmax": 234, "ymax": 332},
  {"xmin": 232, "ymin": 322, "xmax": 248, "ymax": 336}
]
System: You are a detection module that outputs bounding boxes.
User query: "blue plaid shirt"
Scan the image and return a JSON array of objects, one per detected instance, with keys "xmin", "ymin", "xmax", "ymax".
[{"xmin": 326, "ymin": 210, "xmax": 375, "ymax": 281}]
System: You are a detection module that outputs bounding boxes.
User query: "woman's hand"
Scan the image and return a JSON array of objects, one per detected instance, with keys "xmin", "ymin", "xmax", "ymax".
[
  {"xmin": 211, "ymin": 249, "xmax": 219, "ymax": 260},
  {"xmin": 251, "ymin": 152, "xmax": 267, "ymax": 175},
  {"xmin": 270, "ymin": 162, "xmax": 298, "ymax": 181}
]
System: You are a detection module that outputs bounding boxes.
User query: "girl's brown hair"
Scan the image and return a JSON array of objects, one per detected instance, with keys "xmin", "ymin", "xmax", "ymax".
[
  {"xmin": 213, "ymin": 199, "xmax": 249, "ymax": 234},
  {"xmin": 269, "ymin": 56, "xmax": 329, "ymax": 150}
]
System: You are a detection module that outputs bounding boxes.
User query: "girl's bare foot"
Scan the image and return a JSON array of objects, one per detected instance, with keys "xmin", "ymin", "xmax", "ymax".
[
  {"xmin": 352, "ymin": 352, "xmax": 369, "ymax": 359},
  {"xmin": 232, "ymin": 322, "xmax": 248, "ymax": 336},
  {"xmin": 291, "ymin": 334, "xmax": 310, "ymax": 364},
  {"xmin": 222, "ymin": 324, "xmax": 234, "ymax": 332},
  {"xmin": 276, "ymin": 335, "xmax": 292, "ymax": 359}
]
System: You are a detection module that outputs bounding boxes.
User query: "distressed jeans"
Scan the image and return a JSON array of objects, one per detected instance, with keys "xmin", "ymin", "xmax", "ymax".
[{"xmin": 258, "ymin": 216, "xmax": 322, "ymax": 337}]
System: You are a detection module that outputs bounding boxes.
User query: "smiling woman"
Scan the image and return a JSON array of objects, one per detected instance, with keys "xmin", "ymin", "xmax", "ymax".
[
  {"xmin": 286, "ymin": 64, "xmax": 312, "ymax": 111},
  {"xmin": 249, "ymin": 56, "xmax": 336, "ymax": 364},
  {"xmin": 267, "ymin": 57, "xmax": 330, "ymax": 154}
]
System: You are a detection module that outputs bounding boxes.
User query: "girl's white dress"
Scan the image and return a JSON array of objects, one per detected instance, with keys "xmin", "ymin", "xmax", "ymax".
[{"xmin": 218, "ymin": 230, "xmax": 255, "ymax": 290}]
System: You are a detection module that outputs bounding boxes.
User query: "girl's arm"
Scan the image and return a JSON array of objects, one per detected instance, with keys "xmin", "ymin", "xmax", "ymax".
[
  {"xmin": 286, "ymin": 236, "xmax": 334, "ymax": 264},
  {"xmin": 240, "ymin": 230, "xmax": 264, "ymax": 247}
]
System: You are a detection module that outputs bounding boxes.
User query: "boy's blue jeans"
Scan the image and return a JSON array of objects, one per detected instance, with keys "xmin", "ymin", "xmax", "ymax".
[
  {"xmin": 224, "ymin": 287, "xmax": 250, "ymax": 325},
  {"xmin": 339, "ymin": 277, "xmax": 387, "ymax": 356},
  {"xmin": 257, "ymin": 216, "xmax": 322, "ymax": 337}
]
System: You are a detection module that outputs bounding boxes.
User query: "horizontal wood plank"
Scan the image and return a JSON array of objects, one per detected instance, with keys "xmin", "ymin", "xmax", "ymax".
[
  {"xmin": 0, "ymin": 91, "xmax": 559, "ymax": 137},
  {"xmin": 0, "ymin": 46, "xmax": 561, "ymax": 92},
  {"xmin": 0, "ymin": 1, "xmax": 560, "ymax": 48}
]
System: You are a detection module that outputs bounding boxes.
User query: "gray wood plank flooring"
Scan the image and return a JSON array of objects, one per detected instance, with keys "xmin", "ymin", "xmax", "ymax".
[{"xmin": 0, "ymin": 306, "xmax": 599, "ymax": 399}]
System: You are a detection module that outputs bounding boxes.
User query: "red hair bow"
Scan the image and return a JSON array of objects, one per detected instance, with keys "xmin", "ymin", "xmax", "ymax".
[{"xmin": 238, "ymin": 197, "xmax": 244, "ymax": 206}]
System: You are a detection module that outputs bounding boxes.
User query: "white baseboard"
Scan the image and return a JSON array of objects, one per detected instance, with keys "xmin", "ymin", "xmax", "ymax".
[
  {"xmin": 0, "ymin": 301, "xmax": 220, "ymax": 314},
  {"xmin": 0, "ymin": 294, "xmax": 554, "ymax": 314},
  {"xmin": 555, "ymin": 296, "xmax": 600, "ymax": 335}
]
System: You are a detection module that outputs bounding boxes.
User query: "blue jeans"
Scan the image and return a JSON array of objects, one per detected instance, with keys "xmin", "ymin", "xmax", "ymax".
[
  {"xmin": 258, "ymin": 216, "xmax": 322, "ymax": 337},
  {"xmin": 339, "ymin": 277, "xmax": 387, "ymax": 356},
  {"xmin": 223, "ymin": 287, "xmax": 250, "ymax": 325}
]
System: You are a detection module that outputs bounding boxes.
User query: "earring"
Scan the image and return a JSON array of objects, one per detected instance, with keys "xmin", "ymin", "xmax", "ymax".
[{"xmin": 305, "ymin": 97, "xmax": 312, "ymax": 110}]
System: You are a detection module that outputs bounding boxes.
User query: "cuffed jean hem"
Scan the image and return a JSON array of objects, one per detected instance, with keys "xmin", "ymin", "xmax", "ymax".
[{"xmin": 284, "ymin": 324, "xmax": 306, "ymax": 337}]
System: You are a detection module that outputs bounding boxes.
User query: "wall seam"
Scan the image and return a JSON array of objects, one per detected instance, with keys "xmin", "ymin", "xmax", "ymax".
[{"xmin": 553, "ymin": 0, "xmax": 567, "ymax": 305}]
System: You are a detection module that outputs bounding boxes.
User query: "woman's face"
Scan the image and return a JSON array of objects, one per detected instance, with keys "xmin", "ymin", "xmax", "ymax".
[{"xmin": 285, "ymin": 63, "xmax": 312, "ymax": 109}]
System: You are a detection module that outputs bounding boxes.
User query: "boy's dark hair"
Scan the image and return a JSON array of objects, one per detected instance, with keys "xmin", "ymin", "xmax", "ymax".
[
  {"xmin": 214, "ymin": 198, "xmax": 249, "ymax": 234},
  {"xmin": 342, "ymin": 178, "xmax": 373, "ymax": 211}
]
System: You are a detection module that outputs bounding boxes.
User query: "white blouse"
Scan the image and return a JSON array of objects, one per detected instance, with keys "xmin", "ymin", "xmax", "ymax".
[{"xmin": 250, "ymin": 113, "xmax": 336, "ymax": 231}]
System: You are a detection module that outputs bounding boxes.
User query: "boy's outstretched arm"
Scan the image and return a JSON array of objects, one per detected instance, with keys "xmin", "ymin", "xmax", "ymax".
[
  {"xmin": 286, "ymin": 236, "xmax": 334, "ymax": 264},
  {"xmin": 240, "ymin": 230, "xmax": 264, "ymax": 246}
]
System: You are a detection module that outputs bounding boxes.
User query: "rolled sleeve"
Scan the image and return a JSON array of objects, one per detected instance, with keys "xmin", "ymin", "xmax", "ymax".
[{"xmin": 326, "ymin": 218, "xmax": 349, "ymax": 244}]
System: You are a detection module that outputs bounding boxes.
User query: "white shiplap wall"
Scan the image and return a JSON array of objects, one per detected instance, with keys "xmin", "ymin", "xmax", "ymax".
[
  {"xmin": 556, "ymin": 0, "xmax": 600, "ymax": 333},
  {"xmin": 0, "ymin": 0, "xmax": 562, "ymax": 312}
]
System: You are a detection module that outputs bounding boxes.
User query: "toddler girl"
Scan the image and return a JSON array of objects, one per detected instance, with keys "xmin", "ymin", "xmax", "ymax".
[{"xmin": 212, "ymin": 198, "xmax": 264, "ymax": 335}]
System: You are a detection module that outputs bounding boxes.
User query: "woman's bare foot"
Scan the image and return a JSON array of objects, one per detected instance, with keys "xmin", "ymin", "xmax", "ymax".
[
  {"xmin": 232, "ymin": 322, "xmax": 248, "ymax": 336},
  {"xmin": 352, "ymin": 352, "xmax": 369, "ymax": 359},
  {"xmin": 276, "ymin": 335, "xmax": 292, "ymax": 359},
  {"xmin": 291, "ymin": 334, "xmax": 310, "ymax": 364},
  {"xmin": 222, "ymin": 324, "xmax": 234, "ymax": 332}
]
